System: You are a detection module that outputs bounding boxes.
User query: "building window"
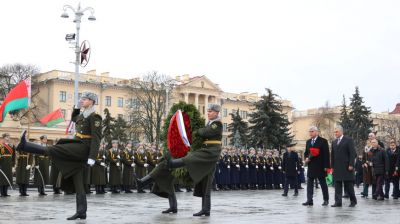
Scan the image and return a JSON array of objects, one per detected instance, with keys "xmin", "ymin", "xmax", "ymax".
[
  {"xmin": 223, "ymin": 123, "xmax": 227, "ymax": 132},
  {"xmin": 59, "ymin": 91, "xmax": 67, "ymax": 102},
  {"xmin": 118, "ymin": 97, "xmax": 124, "ymax": 107},
  {"xmin": 60, "ymin": 109, "xmax": 66, "ymax": 119},
  {"xmin": 105, "ymin": 96, "xmax": 111, "ymax": 106},
  {"xmin": 223, "ymin": 138, "xmax": 228, "ymax": 146},
  {"xmin": 223, "ymin": 108, "xmax": 228, "ymax": 117}
]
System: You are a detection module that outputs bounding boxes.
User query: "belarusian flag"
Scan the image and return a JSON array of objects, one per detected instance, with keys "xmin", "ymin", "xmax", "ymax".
[
  {"xmin": 40, "ymin": 108, "xmax": 65, "ymax": 127},
  {"xmin": 0, "ymin": 78, "xmax": 31, "ymax": 123}
]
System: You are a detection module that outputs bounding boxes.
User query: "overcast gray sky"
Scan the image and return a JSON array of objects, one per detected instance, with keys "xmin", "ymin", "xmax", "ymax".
[{"xmin": 1, "ymin": 0, "xmax": 399, "ymax": 112}]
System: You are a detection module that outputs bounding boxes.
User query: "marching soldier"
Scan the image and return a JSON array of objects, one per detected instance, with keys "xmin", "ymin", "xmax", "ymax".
[
  {"xmin": 16, "ymin": 146, "xmax": 33, "ymax": 196},
  {"xmin": 17, "ymin": 91, "xmax": 102, "ymax": 220},
  {"xmin": 121, "ymin": 141, "xmax": 135, "ymax": 193},
  {"xmin": 106, "ymin": 140, "xmax": 122, "ymax": 193},
  {"xmin": 134, "ymin": 144, "xmax": 148, "ymax": 193},
  {"xmin": 34, "ymin": 135, "xmax": 50, "ymax": 196},
  {"xmin": 91, "ymin": 143, "xmax": 107, "ymax": 194},
  {"xmin": 0, "ymin": 134, "xmax": 15, "ymax": 197},
  {"xmin": 137, "ymin": 103, "xmax": 223, "ymax": 216},
  {"xmin": 49, "ymin": 138, "xmax": 62, "ymax": 195}
]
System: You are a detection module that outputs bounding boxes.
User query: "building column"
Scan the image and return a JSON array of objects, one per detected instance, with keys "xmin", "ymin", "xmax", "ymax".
[
  {"xmin": 205, "ymin": 94, "xmax": 209, "ymax": 110},
  {"xmin": 194, "ymin": 93, "xmax": 199, "ymax": 110},
  {"xmin": 184, "ymin": 92, "xmax": 189, "ymax": 103}
]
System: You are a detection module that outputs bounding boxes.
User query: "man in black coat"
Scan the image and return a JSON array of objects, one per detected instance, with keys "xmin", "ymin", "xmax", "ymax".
[
  {"xmin": 282, "ymin": 142, "xmax": 300, "ymax": 196},
  {"xmin": 331, "ymin": 125, "xmax": 357, "ymax": 207},
  {"xmin": 370, "ymin": 139, "xmax": 389, "ymax": 200},
  {"xmin": 302, "ymin": 126, "xmax": 330, "ymax": 206},
  {"xmin": 385, "ymin": 141, "xmax": 399, "ymax": 199}
]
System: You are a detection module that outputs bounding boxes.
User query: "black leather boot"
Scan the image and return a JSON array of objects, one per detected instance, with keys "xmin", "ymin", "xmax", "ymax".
[
  {"xmin": 17, "ymin": 131, "xmax": 47, "ymax": 155},
  {"xmin": 24, "ymin": 184, "xmax": 29, "ymax": 196},
  {"xmin": 39, "ymin": 186, "xmax": 47, "ymax": 196},
  {"xmin": 168, "ymin": 158, "xmax": 185, "ymax": 169},
  {"xmin": 2, "ymin": 186, "xmax": 10, "ymax": 197},
  {"xmin": 162, "ymin": 194, "xmax": 178, "ymax": 214},
  {"xmin": 137, "ymin": 175, "xmax": 153, "ymax": 193},
  {"xmin": 67, "ymin": 193, "xmax": 87, "ymax": 220},
  {"xmin": 193, "ymin": 195, "xmax": 210, "ymax": 216}
]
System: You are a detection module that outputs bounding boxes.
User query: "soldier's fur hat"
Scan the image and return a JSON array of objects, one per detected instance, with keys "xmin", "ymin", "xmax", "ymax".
[
  {"xmin": 208, "ymin": 104, "xmax": 221, "ymax": 112},
  {"xmin": 81, "ymin": 91, "xmax": 98, "ymax": 104}
]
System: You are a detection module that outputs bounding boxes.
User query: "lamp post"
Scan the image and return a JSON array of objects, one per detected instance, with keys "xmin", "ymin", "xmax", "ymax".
[{"xmin": 61, "ymin": 3, "xmax": 96, "ymax": 106}]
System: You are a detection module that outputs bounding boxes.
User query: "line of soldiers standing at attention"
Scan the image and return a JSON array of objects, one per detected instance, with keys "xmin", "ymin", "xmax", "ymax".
[
  {"xmin": 0, "ymin": 134, "xmax": 173, "ymax": 196},
  {"xmin": 213, "ymin": 146, "xmax": 306, "ymax": 191},
  {"xmin": 0, "ymin": 133, "xmax": 61, "ymax": 197}
]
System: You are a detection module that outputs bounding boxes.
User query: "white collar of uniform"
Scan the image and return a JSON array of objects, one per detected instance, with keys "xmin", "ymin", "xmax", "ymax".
[
  {"xmin": 81, "ymin": 106, "xmax": 96, "ymax": 118},
  {"xmin": 208, "ymin": 117, "xmax": 221, "ymax": 125}
]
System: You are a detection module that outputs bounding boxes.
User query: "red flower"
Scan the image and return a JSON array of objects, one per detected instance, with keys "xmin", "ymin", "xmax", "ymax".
[{"xmin": 310, "ymin": 147, "xmax": 320, "ymax": 157}]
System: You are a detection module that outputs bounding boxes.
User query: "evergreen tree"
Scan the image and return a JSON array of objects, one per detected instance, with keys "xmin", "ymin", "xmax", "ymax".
[
  {"xmin": 348, "ymin": 87, "xmax": 374, "ymax": 152},
  {"xmin": 339, "ymin": 95, "xmax": 351, "ymax": 134},
  {"xmin": 227, "ymin": 108, "xmax": 249, "ymax": 147},
  {"xmin": 102, "ymin": 108, "xmax": 116, "ymax": 148},
  {"xmin": 248, "ymin": 88, "xmax": 293, "ymax": 149},
  {"xmin": 112, "ymin": 116, "xmax": 128, "ymax": 145},
  {"xmin": 161, "ymin": 101, "xmax": 205, "ymax": 186}
]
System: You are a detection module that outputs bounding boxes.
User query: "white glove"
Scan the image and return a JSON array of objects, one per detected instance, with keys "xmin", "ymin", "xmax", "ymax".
[
  {"xmin": 87, "ymin": 158, "xmax": 95, "ymax": 166},
  {"xmin": 102, "ymin": 155, "xmax": 106, "ymax": 159},
  {"xmin": 117, "ymin": 155, "xmax": 121, "ymax": 159},
  {"xmin": 236, "ymin": 164, "xmax": 240, "ymax": 168},
  {"xmin": 144, "ymin": 163, "xmax": 149, "ymax": 168},
  {"xmin": 26, "ymin": 165, "xmax": 31, "ymax": 170},
  {"xmin": 35, "ymin": 166, "xmax": 39, "ymax": 169},
  {"xmin": 100, "ymin": 162, "xmax": 106, "ymax": 167},
  {"xmin": 131, "ymin": 163, "xmax": 135, "ymax": 167},
  {"xmin": 116, "ymin": 162, "xmax": 120, "ymax": 167}
]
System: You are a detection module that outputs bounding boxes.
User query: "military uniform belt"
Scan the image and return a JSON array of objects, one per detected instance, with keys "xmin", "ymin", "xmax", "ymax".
[
  {"xmin": 0, "ymin": 155, "xmax": 12, "ymax": 157},
  {"xmin": 76, "ymin": 133, "xmax": 92, "ymax": 139},
  {"xmin": 38, "ymin": 156, "xmax": 47, "ymax": 158},
  {"xmin": 203, "ymin": 140, "xmax": 222, "ymax": 145},
  {"xmin": 19, "ymin": 155, "xmax": 28, "ymax": 157}
]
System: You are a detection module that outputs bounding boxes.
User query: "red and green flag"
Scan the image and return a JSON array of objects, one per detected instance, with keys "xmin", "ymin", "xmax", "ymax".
[
  {"xmin": 0, "ymin": 78, "xmax": 31, "ymax": 123},
  {"xmin": 40, "ymin": 108, "xmax": 65, "ymax": 127}
]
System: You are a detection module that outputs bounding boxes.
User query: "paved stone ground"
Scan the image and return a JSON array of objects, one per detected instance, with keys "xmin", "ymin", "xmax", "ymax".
[{"xmin": 0, "ymin": 186, "xmax": 398, "ymax": 224}]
